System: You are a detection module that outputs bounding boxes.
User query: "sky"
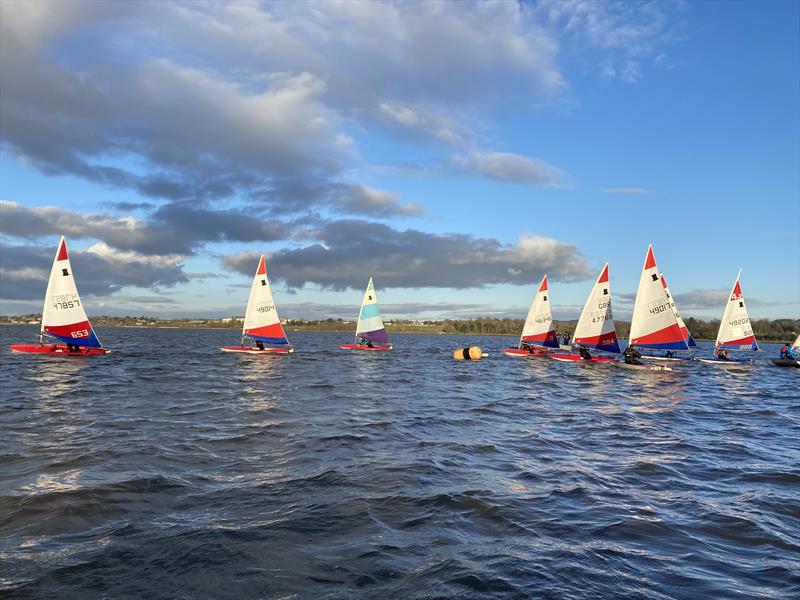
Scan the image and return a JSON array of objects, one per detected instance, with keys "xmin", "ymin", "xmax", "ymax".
[{"xmin": 1, "ymin": 0, "xmax": 798, "ymax": 322}]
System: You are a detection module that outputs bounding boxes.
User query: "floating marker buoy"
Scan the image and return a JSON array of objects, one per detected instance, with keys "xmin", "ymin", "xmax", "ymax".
[{"xmin": 452, "ymin": 346, "xmax": 487, "ymax": 360}]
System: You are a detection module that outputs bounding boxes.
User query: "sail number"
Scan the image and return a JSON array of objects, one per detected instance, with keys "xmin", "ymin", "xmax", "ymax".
[
  {"xmin": 71, "ymin": 329, "xmax": 90, "ymax": 338},
  {"xmin": 647, "ymin": 299, "xmax": 669, "ymax": 315},
  {"xmin": 590, "ymin": 307, "xmax": 612, "ymax": 323},
  {"xmin": 728, "ymin": 317, "xmax": 750, "ymax": 327},
  {"xmin": 534, "ymin": 316, "xmax": 552, "ymax": 323},
  {"xmin": 52, "ymin": 293, "xmax": 81, "ymax": 310},
  {"xmin": 255, "ymin": 303, "xmax": 275, "ymax": 313}
]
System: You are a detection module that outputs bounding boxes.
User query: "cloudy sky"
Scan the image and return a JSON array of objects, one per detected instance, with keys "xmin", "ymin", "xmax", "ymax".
[{"xmin": 1, "ymin": 0, "xmax": 798, "ymax": 321}]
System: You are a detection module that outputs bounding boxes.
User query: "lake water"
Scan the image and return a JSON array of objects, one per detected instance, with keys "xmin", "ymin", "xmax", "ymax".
[{"xmin": 1, "ymin": 326, "xmax": 798, "ymax": 599}]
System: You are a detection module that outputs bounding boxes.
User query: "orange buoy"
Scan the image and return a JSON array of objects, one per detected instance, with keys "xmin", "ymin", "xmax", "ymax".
[{"xmin": 452, "ymin": 346, "xmax": 486, "ymax": 360}]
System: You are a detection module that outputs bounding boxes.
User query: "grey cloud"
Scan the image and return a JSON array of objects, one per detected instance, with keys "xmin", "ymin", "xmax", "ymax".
[
  {"xmin": 0, "ymin": 201, "xmax": 288, "ymax": 255},
  {"xmin": 452, "ymin": 152, "xmax": 566, "ymax": 186},
  {"xmin": 0, "ymin": 242, "xmax": 188, "ymax": 300},
  {"xmin": 222, "ymin": 220, "xmax": 590, "ymax": 291},
  {"xmin": 616, "ymin": 289, "xmax": 774, "ymax": 310},
  {"xmin": 673, "ymin": 289, "xmax": 776, "ymax": 309}
]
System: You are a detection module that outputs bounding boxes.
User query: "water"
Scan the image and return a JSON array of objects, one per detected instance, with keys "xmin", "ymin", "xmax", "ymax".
[{"xmin": 1, "ymin": 325, "xmax": 798, "ymax": 599}]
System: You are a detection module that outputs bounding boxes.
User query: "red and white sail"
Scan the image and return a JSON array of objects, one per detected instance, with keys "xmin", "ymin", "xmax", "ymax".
[
  {"xmin": 41, "ymin": 237, "xmax": 102, "ymax": 348},
  {"xmin": 572, "ymin": 263, "xmax": 620, "ymax": 353},
  {"xmin": 715, "ymin": 270, "xmax": 758, "ymax": 350},
  {"xmin": 242, "ymin": 255, "xmax": 290, "ymax": 345},
  {"xmin": 660, "ymin": 274, "xmax": 697, "ymax": 347},
  {"xmin": 629, "ymin": 245, "xmax": 689, "ymax": 351},
  {"xmin": 519, "ymin": 274, "xmax": 558, "ymax": 348}
]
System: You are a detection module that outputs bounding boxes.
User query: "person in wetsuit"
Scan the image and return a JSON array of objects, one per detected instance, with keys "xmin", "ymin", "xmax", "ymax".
[
  {"xmin": 717, "ymin": 348, "xmax": 729, "ymax": 360},
  {"xmin": 623, "ymin": 345, "xmax": 643, "ymax": 365},
  {"xmin": 520, "ymin": 341, "xmax": 535, "ymax": 353},
  {"xmin": 780, "ymin": 343, "xmax": 795, "ymax": 360},
  {"xmin": 578, "ymin": 346, "xmax": 592, "ymax": 360},
  {"xmin": 255, "ymin": 340, "xmax": 265, "ymax": 350}
]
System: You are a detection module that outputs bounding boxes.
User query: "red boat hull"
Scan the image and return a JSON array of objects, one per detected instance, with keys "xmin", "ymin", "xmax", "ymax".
[
  {"xmin": 220, "ymin": 346, "xmax": 292, "ymax": 354},
  {"xmin": 549, "ymin": 353, "xmax": 616, "ymax": 364},
  {"xmin": 340, "ymin": 344, "xmax": 392, "ymax": 351},
  {"xmin": 502, "ymin": 347, "xmax": 551, "ymax": 357},
  {"xmin": 9, "ymin": 343, "xmax": 109, "ymax": 356}
]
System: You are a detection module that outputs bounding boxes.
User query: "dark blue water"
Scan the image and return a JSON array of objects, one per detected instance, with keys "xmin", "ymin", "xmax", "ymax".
[{"xmin": 1, "ymin": 325, "xmax": 798, "ymax": 599}]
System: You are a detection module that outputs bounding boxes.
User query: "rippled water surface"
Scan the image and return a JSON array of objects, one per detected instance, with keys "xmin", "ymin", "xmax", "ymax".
[{"xmin": 1, "ymin": 325, "xmax": 799, "ymax": 599}]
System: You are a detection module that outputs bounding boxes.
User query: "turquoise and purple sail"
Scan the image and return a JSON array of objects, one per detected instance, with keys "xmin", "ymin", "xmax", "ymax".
[{"xmin": 355, "ymin": 278, "xmax": 390, "ymax": 345}]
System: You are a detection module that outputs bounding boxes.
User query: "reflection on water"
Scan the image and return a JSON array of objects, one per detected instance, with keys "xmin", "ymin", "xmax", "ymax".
[{"xmin": 24, "ymin": 358, "xmax": 92, "ymax": 400}]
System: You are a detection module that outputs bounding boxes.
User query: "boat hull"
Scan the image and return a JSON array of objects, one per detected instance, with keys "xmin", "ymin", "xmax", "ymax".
[
  {"xmin": 220, "ymin": 346, "xmax": 292, "ymax": 354},
  {"xmin": 616, "ymin": 361, "xmax": 672, "ymax": 372},
  {"xmin": 770, "ymin": 358, "xmax": 800, "ymax": 368},
  {"xmin": 549, "ymin": 353, "xmax": 617, "ymax": 364},
  {"xmin": 9, "ymin": 343, "xmax": 109, "ymax": 355},
  {"xmin": 340, "ymin": 344, "xmax": 392, "ymax": 351},
  {"xmin": 502, "ymin": 347, "xmax": 551, "ymax": 357},
  {"xmin": 694, "ymin": 357, "xmax": 752, "ymax": 366},
  {"xmin": 642, "ymin": 355, "xmax": 690, "ymax": 362}
]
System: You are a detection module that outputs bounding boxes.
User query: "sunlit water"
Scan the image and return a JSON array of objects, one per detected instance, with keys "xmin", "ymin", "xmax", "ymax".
[{"xmin": 1, "ymin": 326, "xmax": 798, "ymax": 599}]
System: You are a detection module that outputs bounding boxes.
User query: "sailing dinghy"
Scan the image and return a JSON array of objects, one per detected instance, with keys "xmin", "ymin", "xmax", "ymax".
[
  {"xmin": 696, "ymin": 270, "xmax": 756, "ymax": 366},
  {"xmin": 771, "ymin": 333, "xmax": 800, "ymax": 367},
  {"xmin": 340, "ymin": 278, "xmax": 392, "ymax": 351},
  {"xmin": 503, "ymin": 275, "xmax": 559, "ymax": 357},
  {"xmin": 549, "ymin": 263, "xmax": 620, "ymax": 364},
  {"xmin": 643, "ymin": 274, "xmax": 696, "ymax": 362},
  {"xmin": 623, "ymin": 245, "xmax": 687, "ymax": 371},
  {"xmin": 220, "ymin": 255, "xmax": 292, "ymax": 354},
  {"xmin": 10, "ymin": 236, "xmax": 110, "ymax": 355}
]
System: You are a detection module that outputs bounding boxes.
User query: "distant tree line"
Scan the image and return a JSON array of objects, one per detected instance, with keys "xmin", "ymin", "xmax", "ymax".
[{"xmin": 2, "ymin": 314, "xmax": 797, "ymax": 341}]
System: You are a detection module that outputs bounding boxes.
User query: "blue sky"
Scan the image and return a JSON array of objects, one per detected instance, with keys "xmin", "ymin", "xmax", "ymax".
[{"xmin": 1, "ymin": 0, "xmax": 798, "ymax": 321}]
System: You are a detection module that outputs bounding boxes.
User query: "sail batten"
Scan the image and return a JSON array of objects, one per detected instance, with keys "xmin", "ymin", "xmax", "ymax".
[
  {"xmin": 572, "ymin": 263, "xmax": 621, "ymax": 353},
  {"xmin": 519, "ymin": 275, "xmax": 559, "ymax": 348}
]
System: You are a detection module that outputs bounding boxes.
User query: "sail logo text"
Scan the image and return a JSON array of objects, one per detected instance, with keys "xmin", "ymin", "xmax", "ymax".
[{"xmin": 256, "ymin": 303, "xmax": 275, "ymax": 313}]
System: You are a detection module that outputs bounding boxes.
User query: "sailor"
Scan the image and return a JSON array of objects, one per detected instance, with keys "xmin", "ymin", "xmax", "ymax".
[
  {"xmin": 664, "ymin": 350, "xmax": 675, "ymax": 359},
  {"xmin": 623, "ymin": 345, "xmax": 643, "ymax": 365},
  {"xmin": 520, "ymin": 340, "xmax": 535, "ymax": 353},
  {"xmin": 578, "ymin": 346, "xmax": 592, "ymax": 360},
  {"xmin": 717, "ymin": 348, "xmax": 729, "ymax": 360},
  {"xmin": 255, "ymin": 340, "xmax": 265, "ymax": 351},
  {"xmin": 780, "ymin": 342, "xmax": 795, "ymax": 359}
]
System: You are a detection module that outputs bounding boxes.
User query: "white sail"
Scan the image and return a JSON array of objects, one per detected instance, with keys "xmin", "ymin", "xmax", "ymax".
[
  {"xmin": 793, "ymin": 333, "xmax": 800, "ymax": 353},
  {"xmin": 660, "ymin": 274, "xmax": 696, "ymax": 347},
  {"xmin": 355, "ymin": 277, "xmax": 390, "ymax": 345},
  {"xmin": 715, "ymin": 270, "xmax": 758, "ymax": 350},
  {"xmin": 40, "ymin": 236, "xmax": 102, "ymax": 348},
  {"xmin": 519, "ymin": 274, "xmax": 558, "ymax": 348},
  {"xmin": 241, "ymin": 255, "xmax": 289, "ymax": 345},
  {"xmin": 572, "ymin": 263, "xmax": 620, "ymax": 353},
  {"xmin": 629, "ymin": 245, "xmax": 689, "ymax": 350}
]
